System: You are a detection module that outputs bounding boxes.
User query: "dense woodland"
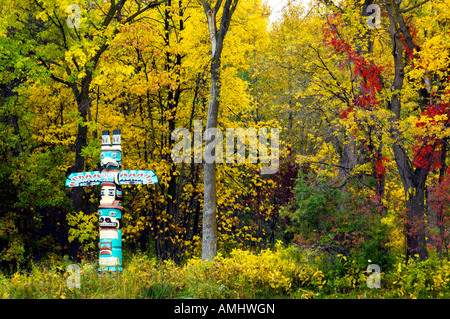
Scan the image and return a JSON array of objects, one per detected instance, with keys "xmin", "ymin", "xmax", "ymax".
[{"xmin": 2, "ymin": 0, "xmax": 450, "ymax": 298}]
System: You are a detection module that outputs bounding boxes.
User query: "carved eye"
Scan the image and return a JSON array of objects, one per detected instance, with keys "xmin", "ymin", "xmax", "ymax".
[
  {"xmin": 109, "ymin": 211, "xmax": 117, "ymax": 217},
  {"xmin": 111, "ymin": 152, "xmax": 118, "ymax": 158},
  {"xmin": 101, "ymin": 153, "xmax": 105, "ymax": 158}
]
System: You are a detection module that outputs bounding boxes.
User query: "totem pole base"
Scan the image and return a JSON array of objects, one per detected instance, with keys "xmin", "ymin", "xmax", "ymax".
[{"xmin": 98, "ymin": 266, "xmax": 123, "ymax": 277}]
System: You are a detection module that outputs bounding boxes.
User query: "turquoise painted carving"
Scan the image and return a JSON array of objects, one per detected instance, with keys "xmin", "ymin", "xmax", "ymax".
[{"xmin": 65, "ymin": 129, "xmax": 158, "ymax": 274}]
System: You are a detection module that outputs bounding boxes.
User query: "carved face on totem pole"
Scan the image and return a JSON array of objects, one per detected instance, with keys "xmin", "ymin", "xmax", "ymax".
[
  {"xmin": 99, "ymin": 241, "xmax": 113, "ymax": 256},
  {"xmin": 101, "ymin": 130, "xmax": 122, "ymax": 169},
  {"xmin": 99, "ymin": 208, "xmax": 122, "ymax": 240}
]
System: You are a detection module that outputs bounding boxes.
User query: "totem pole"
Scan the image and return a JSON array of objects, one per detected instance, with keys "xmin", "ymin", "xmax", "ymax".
[{"xmin": 65, "ymin": 129, "xmax": 158, "ymax": 274}]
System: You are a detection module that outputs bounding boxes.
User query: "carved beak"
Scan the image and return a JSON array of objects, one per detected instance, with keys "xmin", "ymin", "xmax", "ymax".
[{"xmin": 101, "ymin": 157, "xmax": 120, "ymax": 168}]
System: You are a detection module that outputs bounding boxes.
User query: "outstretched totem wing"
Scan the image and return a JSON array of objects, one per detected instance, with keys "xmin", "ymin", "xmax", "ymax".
[
  {"xmin": 118, "ymin": 170, "xmax": 158, "ymax": 185},
  {"xmin": 65, "ymin": 171, "xmax": 110, "ymax": 187}
]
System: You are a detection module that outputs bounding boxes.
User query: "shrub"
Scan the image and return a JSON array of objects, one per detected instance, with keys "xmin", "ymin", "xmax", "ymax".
[
  {"xmin": 320, "ymin": 254, "xmax": 368, "ymax": 294},
  {"xmin": 385, "ymin": 254, "xmax": 450, "ymax": 298},
  {"xmin": 284, "ymin": 170, "xmax": 394, "ymax": 275},
  {"xmin": 174, "ymin": 243, "xmax": 326, "ymax": 298}
]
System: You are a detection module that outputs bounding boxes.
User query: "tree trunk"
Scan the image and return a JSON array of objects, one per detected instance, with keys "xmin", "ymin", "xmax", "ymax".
[
  {"xmin": 200, "ymin": 0, "xmax": 238, "ymax": 261},
  {"xmin": 202, "ymin": 58, "xmax": 220, "ymax": 260},
  {"xmin": 70, "ymin": 80, "xmax": 90, "ymax": 214},
  {"xmin": 437, "ymin": 140, "xmax": 449, "ymax": 261},
  {"xmin": 404, "ymin": 169, "xmax": 429, "ymax": 260},
  {"xmin": 386, "ymin": 0, "xmax": 428, "ymax": 260}
]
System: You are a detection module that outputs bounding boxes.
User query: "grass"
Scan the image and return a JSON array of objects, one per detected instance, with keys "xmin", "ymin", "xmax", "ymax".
[
  {"xmin": 1, "ymin": 254, "xmax": 158, "ymax": 299},
  {"xmin": 3, "ymin": 247, "xmax": 450, "ymax": 299}
]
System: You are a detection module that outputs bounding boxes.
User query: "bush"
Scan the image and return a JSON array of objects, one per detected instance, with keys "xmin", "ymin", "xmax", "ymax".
[
  {"xmin": 173, "ymin": 242, "xmax": 326, "ymax": 298},
  {"xmin": 283, "ymin": 170, "xmax": 394, "ymax": 274},
  {"xmin": 319, "ymin": 254, "xmax": 368, "ymax": 294},
  {"xmin": 385, "ymin": 254, "xmax": 450, "ymax": 298}
]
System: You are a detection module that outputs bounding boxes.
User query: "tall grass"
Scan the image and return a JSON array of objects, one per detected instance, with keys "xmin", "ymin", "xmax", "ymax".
[
  {"xmin": 3, "ymin": 246, "xmax": 450, "ymax": 299},
  {"xmin": 1, "ymin": 253, "xmax": 164, "ymax": 299}
]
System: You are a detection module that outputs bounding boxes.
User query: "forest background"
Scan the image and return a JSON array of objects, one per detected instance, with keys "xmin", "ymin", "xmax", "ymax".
[{"xmin": 2, "ymin": 0, "xmax": 450, "ymax": 299}]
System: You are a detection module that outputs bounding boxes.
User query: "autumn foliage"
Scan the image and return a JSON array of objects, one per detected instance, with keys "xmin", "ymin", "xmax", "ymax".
[{"xmin": 2, "ymin": 0, "xmax": 450, "ymax": 299}]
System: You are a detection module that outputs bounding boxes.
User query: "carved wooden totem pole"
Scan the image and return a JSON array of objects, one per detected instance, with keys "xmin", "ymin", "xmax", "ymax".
[{"xmin": 66, "ymin": 129, "xmax": 158, "ymax": 274}]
